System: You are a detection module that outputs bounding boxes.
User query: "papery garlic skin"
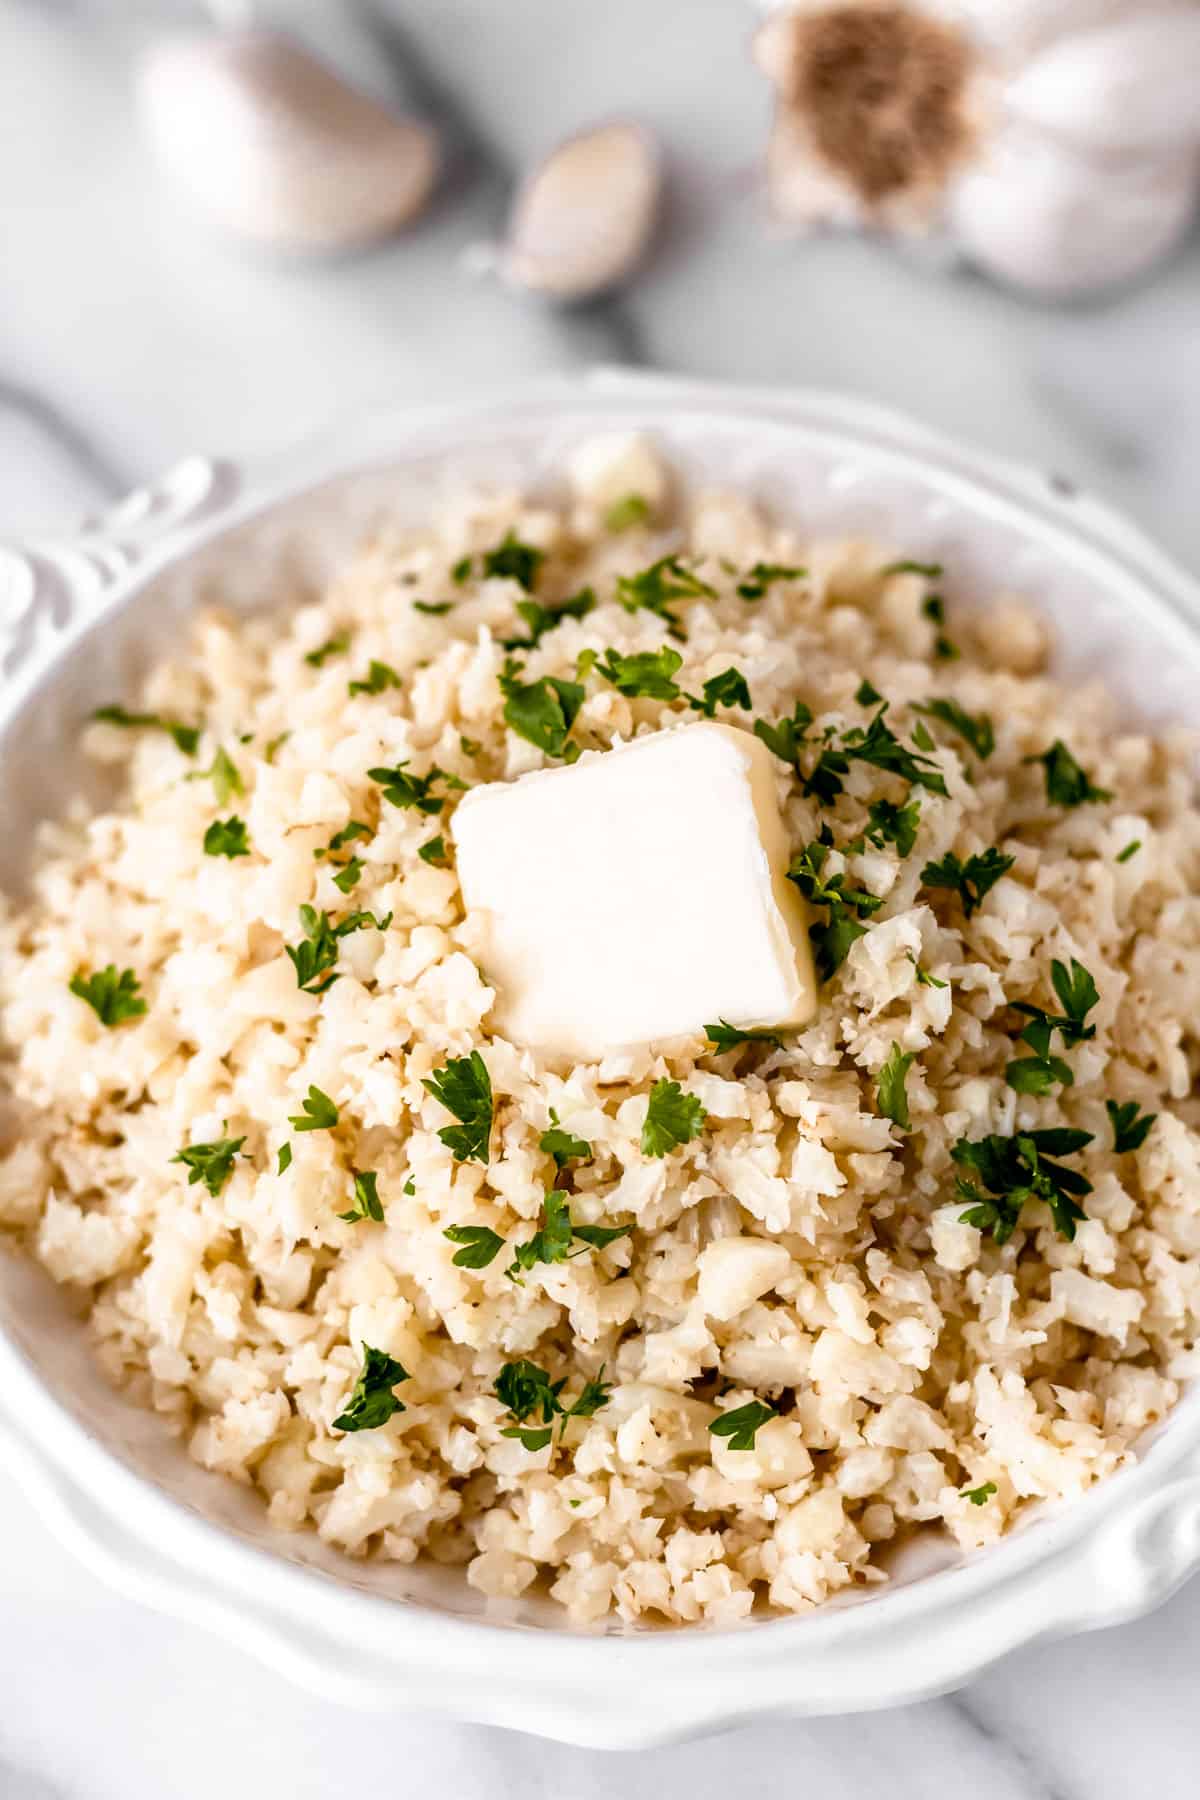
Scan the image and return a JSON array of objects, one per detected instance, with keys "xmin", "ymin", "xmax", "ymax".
[
  {"xmin": 138, "ymin": 33, "xmax": 439, "ymax": 252},
  {"xmin": 754, "ymin": 0, "xmax": 1200, "ymax": 297}
]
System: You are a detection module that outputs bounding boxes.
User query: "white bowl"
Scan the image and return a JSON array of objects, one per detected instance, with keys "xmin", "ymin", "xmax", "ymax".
[{"xmin": 2, "ymin": 370, "xmax": 1199, "ymax": 1747}]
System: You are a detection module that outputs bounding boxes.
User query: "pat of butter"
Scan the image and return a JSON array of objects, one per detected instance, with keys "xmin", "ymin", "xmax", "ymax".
[{"xmin": 452, "ymin": 722, "xmax": 815, "ymax": 1058}]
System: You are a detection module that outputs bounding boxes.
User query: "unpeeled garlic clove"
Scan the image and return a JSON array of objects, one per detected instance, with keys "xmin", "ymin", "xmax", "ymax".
[
  {"xmin": 502, "ymin": 122, "xmax": 663, "ymax": 301},
  {"xmin": 950, "ymin": 126, "xmax": 1199, "ymax": 297},
  {"xmin": 137, "ymin": 31, "xmax": 439, "ymax": 252}
]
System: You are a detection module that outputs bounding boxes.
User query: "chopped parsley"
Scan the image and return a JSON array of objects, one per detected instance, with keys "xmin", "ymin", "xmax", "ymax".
[
  {"xmin": 498, "ymin": 658, "xmax": 585, "ymax": 761},
  {"xmin": 952, "ymin": 1127, "xmax": 1093, "ymax": 1243},
  {"xmin": 604, "ymin": 493, "xmax": 650, "ymax": 532},
  {"xmin": 332, "ymin": 858, "xmax": 362, "ymax": 893},
  {"xmin": 1026, "ymin": 740, "xmax": 1112, "ymax": 808},
  {"xmin": 840, "ymin": 704, "xmax": 948, "ymax": 795},
  {"xmin": 539, "ymin": 1110, "xmax": 593, "ymax": 1170},
  {"xmin": 1106, "ymin": 1099, "xmax": 1157, "ymax": 1154},
  {"xmin": 505, "ymin": 1190, "xmax": 631, "ymax": 1280},
  {"xmin": 503, "ymin": 587, "xmax": 596, "ymax": 651},
  {"xmin": 1006, "ymin": 958, "xmax": 1099, "ymax": 1095},
  {"xmin": 332, "ymin": 1345, "xmax": 409, "ymax": 1432},
  {"xmin": 708, "ymin": 1399, "xmax": 776, "ymax": 1451},
  {"xmin": 338, "ymin": 1170, "xmax": 384, "ymax": 1224},
  {"xmin": 908, "ymin": 953, "xmax": 948, "ymax": 989},
  {"xmin": 285, "ymin": 906, "xmax": 342, "ymax": 994},
  {"xmin": 689, "ymin": 666, "xmax": 752, "ymax": 718},
  {"xmin": 914, "ymin": 698, "xmax": 994, "ymax": 760},
  {"xmin": 327, "ymin": 820, "xmax": 372, "ymax": 852},
  {"xmin": 264, "ymin": 732, "xmax": 290, "ymax": 763},
  {"xmin": 963, "ymin": 1481, "xmax": 997, "ymax": 1506},
  {"xmin": 423, "ymin": 1051, "xmax": 493, "ymax": 1164},
  {"xmin": 757, "ymin": 697, "xmax": 947, "ymax": 805},
  {"xmin": 304, "ymin": 632, "xmax": 351, "ymax": 668},
  {"xmin": 413, "ymin": 600, "xmax": 453, "ymax": 616},
  {"xmin": 418, "ymin": 834, "xmax": 449, "ymax": 867},
  {"xmin": 1116, "ymin": 839, "xmax": 1141, "ymax": 864},
  {"xmin": 443, "ymin": 1224, "xmax": 505, "ymax": 1269},
  {"xmin": 481, "ymin": 533, "xmax": 545, "ymax": 592},
  {"xmin": 882, "ymin": 559, "xmax": 944, "ymax": 580},
  {"xmin": 863, "ymin": 796, "xmax": 921, "ymax": 858},
  {"xmin": 288, "ymin": 1085, "xmax": 339, "ymax": 1133},
  {"xmin": 203, "ymin": 815, "xmax": 250, "ymax": 859},
  {"xmin": 641, "ymin": 1079, "xmax": 707, "ymax": 1158},
  {"xmin": 348, "ymin": 660, "xmax": 401, "ymax": 696},
  {"xmin": 920, "ymin": 848, "xmax": 1014, "ymax": 918},
  {"xmin": 704, "ymin": 1019, "xmax": 784, "ymax": 1051},
  {"xmin": 459, "ymin": 734, "xmax": 482, "ymax": 757},
  {"xmin": 277, "ymin": 1143, "xmax": 292, "ymax": 1174},
  {"xmin": 786, "ymin": 837, "xmax": 883, "ymax": 980},
  {"xmin": 91, "ymin": 704, "xmax": 200, "ymax": 756},
  {"xmin": 856, "ymin": 678, "xmax": 884, "ymax": 707},
  {"xmin": 188, "ymin": 746, "xmax": 243, "ymax": 807},
  {"xmin": 753, "ymin": 701, "xmax": 815, "ymax": 777},
  {"xmin": 367, "ymin": 761, "xmax": 464, "ymax": 814},
  {"xmin": 450, "ymin": 555, "xmax": 473, "ymax": 585},
  {"xmin": 736, "ymin": 562, "xmax": 804, "ymax": 601},
  {"xmin": 494, "ymin": 1358, "xmax": 613, "ymax": 1451},
  {"xmin": 594, "ymin": 645, "xmax": 683, "ymax": 700},
  {"xmin": 615, "ymin": 555, "xmax": 715, "ymax": 640},
  {"xmin": 69, "ymin": 965, "xmax": 147, "ymax": 1027},
  {"xmin": 172, "ymin": 1132, "xmax": 245, "ymax": 1198},
  {"xmin": 877, "ymin": 1042, "xmax": 915, "ymax": 1131},
  {"xmin": 337, "ymin": 907, "xmax": 392, "ymax": 935},
  {"xmin": 921, "ymin": 594, "xmax": 959, "ymax": 661}
]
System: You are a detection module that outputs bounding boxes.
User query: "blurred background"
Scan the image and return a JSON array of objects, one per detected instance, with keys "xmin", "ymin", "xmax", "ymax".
[{"xmin": 3, "ymin": 2, "xmax": 1200, "ymax": 1796}]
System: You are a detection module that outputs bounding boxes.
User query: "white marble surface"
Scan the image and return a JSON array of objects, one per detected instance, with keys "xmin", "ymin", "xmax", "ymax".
[{"xmin": 2, "ymin": 0, "xmax": 1200, "ymax": 1793}]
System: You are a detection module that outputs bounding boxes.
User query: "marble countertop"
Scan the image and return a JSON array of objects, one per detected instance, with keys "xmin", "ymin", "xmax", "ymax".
[{"xmin": 2, "ymin": 0, "xmax": 1200, "ymax": 1794}]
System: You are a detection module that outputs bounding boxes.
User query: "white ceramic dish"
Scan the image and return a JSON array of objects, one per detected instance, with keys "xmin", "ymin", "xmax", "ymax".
[{"xmin": 2, "ymin": 370, "xmax": 1199, "ymax": 1747}]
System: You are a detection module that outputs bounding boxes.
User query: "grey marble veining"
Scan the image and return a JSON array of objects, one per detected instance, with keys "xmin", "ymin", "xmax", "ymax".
[{"xmin": 2, "ymin": 1, "xmax": 1200, "ymax": 1795}]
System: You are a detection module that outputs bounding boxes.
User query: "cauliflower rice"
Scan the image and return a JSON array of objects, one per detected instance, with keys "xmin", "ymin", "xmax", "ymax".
[{"xmin": 3, "ymin": 435, "xmax": 1200, "ymax": 1627}]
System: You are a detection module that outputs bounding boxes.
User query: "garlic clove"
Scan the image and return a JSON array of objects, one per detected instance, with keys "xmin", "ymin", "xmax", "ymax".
[
  {"xmin": 137, "ymin": 32, "xmax": 439, "ymax": 252},
  {"xmin": 949, "ymin": 124, "xmax": 1200, "ymax": 297},
  {"xmin": 1006, "ymin": 12, "xmax": 1200, "ymax": 154},
  {"xmin": 502, "ymin": 122, "xmax": 663, "ymax": 301}
]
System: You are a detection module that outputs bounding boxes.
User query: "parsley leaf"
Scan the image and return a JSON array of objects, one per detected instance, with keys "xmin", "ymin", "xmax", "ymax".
[
  {"xmin": 689, "ymin": 666, "xmax": 752, "ymax": 718},
  {"xmin": 883, "ymin": 559, "xmax": 944, "ymax": 579},
  {"xmin": 450, "ymin": 556, "xmax": 473, "ymax": 585},
  {"xmin": 459, "ymin": 734, "xmax": 482, "ymax": 757},
  {"xmin": 1116, "ymin": 839, "xmax": 1141, "ymax": 864},
  {"xmin": 418, "ymin": 834, "xmax": 449, "ymax": 867},
  {"xmin": 423, "ymin": 1051, "xmax": 493, "ymax": 1164},
  {"xmin": 332, "ymin": 1345, "xmax": 409, "ymax": 1432},
  {"xmin": 604, "ymin": 493, "xmax": 650, "ymax": 532},
  {"xmin": 914, "ymin": 698, "xmax": 995, "ymax": 760},
  {"xmin": 539, "ymin": 1110, "xmax": 592, "ymax": 1170},
  {"xmin": 335, "ymin": 907, "xmax": 392, "ymax": 935},
  {"xmin": 288, "ymin": 1085, "xmax": 339, "ymax": 1133},
  {"xmin": 704, "ymin": 1019, "xmax": 784, "ymax": 1051},
  {"xmin": 963, "ymin": 1481, "xmax": 997, "ymax": 1506},
  {"xmin": 332, "ymin": 857, "xmax": 362, "ymax": 893},
  {"xmin": 921, "ymin": 848, "xmax": 1014, "ymax": 918},
  {"xmin": 856, "ymin": 678, "xmax": 884, "ymax": 707},
  {"xmin": 367, "ymin": 761, "xmax": 464, "ymax": 815},
  {"xmin": 338, "ymin": 1170, "xmax": 384, "ymax": 1224},
  {"xmin": 641, "ymin": 1079, "xmax": 707, "ymax": 1158},
  {"xmin": 615, "ymin": 555, "xmax": 715, "ymax": 640},
  {"xmin": 594, "ymin": 645, "xmax": 683, "ymax": 701},
  {"xmin": 908, "ymin": 952, "xmax": 948, "ymax": 989},
  {"xmin": 494, "ymin": 1358, "xmax": 613, "ymax": 1450},
  {"xmin": 285, "ymin": 906, "xmax": 342, "ymax": 994},
  {"xmin": 921, "ymin": 594, "xmax": 959, "ymax": 661},
  {"xmin": 863, "ymin": 796, "xmax": 921, "ymax": 857},
  {"xmin": 172, "ymin": 1132, "xmax": 246, "ymax": 1198},
  {"xmin": 482, "ymin": 533, "xmax": 545, "ymax": 592},
  {"xmin": 502, "ymin": 587, "xmax": 596, "ymax": 651},
  {"xmin": 753, "ymin": 701, "xmax": 815, "ymax": 774},
  {"xmin": 952, "ymin": 1128, "xmax": 1093, "ymax": 1243},
  {"xmin": 264, "ymin": 731, "xmax": 290, "ymax": 763},
  {"xmin": 736, "ymin": 562, "xmax": 804, "ymax": 601},
  {"xmin": 203, "ymin": 815, "xmax": 250, "ymax": 859},
  {"xmin": 413, "ymin": 600, "xmax": 453, "ymax": 617},
  {"xmin": 91, "ymin": 704, "xmax": 200, "ymax": 756},
  {"xmin": 708, "ymin": 1400, "xmax": 776, "ymax": 1451},
  {"xmin": 348, "ymin": 660, "xmax": 401, "ymax": 696},
  {"xmin": 840, "ymin": 705, "xmax": 948, "ymax": 795},
  {"xmin": 1006, "ymin": 958, "xmax": 1100, "ymax": 1094},
  {"xmin": 277, "ymin": 1143, "xmax": 292, "ymax": 1174},
  {"xmin": 1026, "ymin": 740, "xmax": 1112, "ymax": 808},
  {"xmin": 1106, "ymin": 1099, "xmax": 1157, "ymax": 1154},
  {"xmin": 187, "ymin": 746, "xmax": 243, "ymax": 808},
  {"xmin": 305, "ymin": 632, "xmax": 351, "ymax": 668},
  {"xmin": 328, "ymin": 821, "xmax": 372, "ymax": 852},
  {"xmin": 498, "ymin": 658, "xmax": 585, "ymax": 761},
  {"xmin": 877, "ymin": 1042, "xmax": 915, "ymax": 1131},
  {"xmin": 69, "ymin": 965, "xmax": 147, "ymax": 1027},
  {"xmin": 787, "ymin": 837, "xmax": 883, "ymax": 981},
  {"xmin": 505, "ymin": 1189, "xmax": 574, "ymax": 1280},
  {"xmin": 443, "ymin": 1224, "xmax": 505, "ymax": 1269}
]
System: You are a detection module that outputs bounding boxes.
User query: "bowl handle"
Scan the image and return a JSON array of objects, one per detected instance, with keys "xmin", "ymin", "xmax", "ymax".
[{"xmin": 0, "ymin": 456, "xmax": 239, "ymax": 682}]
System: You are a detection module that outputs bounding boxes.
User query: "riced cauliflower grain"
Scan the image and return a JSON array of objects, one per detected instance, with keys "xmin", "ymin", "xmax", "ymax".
[{"xmin": 2, "ymin": 438, "xmax": 1199, "ymax": 1625}]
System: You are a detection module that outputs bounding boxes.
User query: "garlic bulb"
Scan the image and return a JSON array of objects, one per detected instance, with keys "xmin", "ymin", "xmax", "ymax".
[
  {"xmin": 753, "ymin": 0, "xmax": 1200, "ymax": 297},
  {"xmin": 502, "ymin": 123, "xmax": 663, "ymax": 301},
  {"xmin": 138, "ymin": 32, "xmax": 439, "ymax": 252}
]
